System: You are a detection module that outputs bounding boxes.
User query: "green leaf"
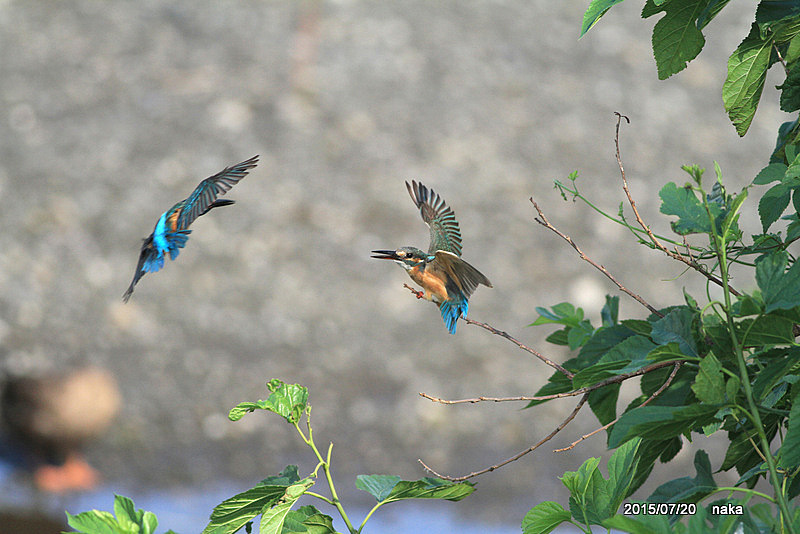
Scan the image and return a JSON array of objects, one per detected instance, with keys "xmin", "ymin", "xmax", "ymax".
[
  {"xmin": 559, "ymin": 439, "xmax": 641, "ymax": 527},
  {"xmin": 260, "ymin": 501, "xmax": 295, "ymax": 534},
  {"xmin": 650, "ymin": 0, "xmax": 708, "ymax": 79},
  {"xmin": 356, "ymin": 476, "xmax": 474, "ymax": 504},
  {"xmin": 580, "ymin": 0, "xmax": 626, "ymax": 37},
  {"xmin": 355, "ymin": 475, "xmax": 402, "ymax": 501},
  {"xmin": 758, "ymin": 183, "xmax": 791, "ymax": 232},
  {"xmin": 589, "ymin": 383, "xmax": 620, "ymax": 425},
  {"xmin": 651, "ymin": 307, "xmax": 698, "ymax": 357},
  {"xmin": 65, "ymin": 510, "xmax": 124, "ymax": 534},
  {"xmin": 602, "ymin": 295, "xmax": 620, "ymax": 327},
  {"xmin": 756, "ymin": 251, "xmax": 800, "ymax": 312},
  {"xmin": 779, "ymin": 63, "xmax": 800, "ymax": 112},
  {"xmin": 383, "ymin": 477, "xmax": 475, "ymax": 503},
  {"xmin": 260, "ymin": 465, "xmax": 301, "ymax": 486},
  {"xmin": 752, "ymin": 347, "xmax": 800, "ymax": 401},
  {"xmin": 282, "ymin": 506, "xmax": 336, "ymax": 534},
  {"xmin": 522, "ymin": 501, "xmax": 572, "ymax": 534},
  {"xmin": 735, "ymin": 314, "xmax": 795, "ymax": 345},
  {"xmin": 753, "ymin": 162, "xmax": 788, "ymax": 185},
  {"xmin": 229, "ymin": 380, "xmax": 309, "ymax": 424},
  {"xmin": 779, "ymin": 384, "xmax": 800, "ymax": 469},
  {"xmin": 603, "ymin": 514, "xmax": 673, "ymax": 533},
  {"xmin": 531, "ymin": 302, "xmax": 585, "ymax": 326},
  {"xmin": 202, "ymin": 485, "xmax": 289, "ymax": 534},
  {"xmin": 648, "ymin": 449, "xmax": 716, "ymax": 503},
  {"xmin": 659, "ymin": 182, "xmax": 709, "ymax": 235},
  {"xmin": 608, "ymin": 405, "xmax": 718, "ymax": 448},
  {"xmin": 605, "ymin": 438, "xmax": 642, "ymax": 510},
  {"xmin": 692, "ymin": 353, "xmax": 725, "ymax": 404},
  {"xmin": 723, "ymin": 23, "xmax": 773, "ymax": 136}
]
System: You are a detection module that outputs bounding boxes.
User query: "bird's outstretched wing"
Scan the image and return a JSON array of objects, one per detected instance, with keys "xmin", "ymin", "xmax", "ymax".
[
  {"xmin": 406, "ymin": 180, "xmax": 462, "ymax": 256},
  {"xmin": 123, "ymin": 236, "xmax": 154, "ymax": 302},
  {"xmin": 433, "ymin": 250, "xmax": 492, "ymax": 299},
  {"xmin": 176, "ymin": 155, "xmax": 259, "ymax": 230}
]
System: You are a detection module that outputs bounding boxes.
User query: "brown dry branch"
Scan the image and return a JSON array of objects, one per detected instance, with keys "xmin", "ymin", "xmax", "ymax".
[
  {"xmin": 419, "ymin": 394, "xmax": 589, "ymax": 482},
  {"xmin": 612, "ymin": 112, "xmax": 741, "ymax": 297},
  {"xmin": 419, "ymin": 358, "xmax": 680, "ymax": 406},
  {"xmin": 400, "ymin": 283, "xmax": 574, "ymax": 378},
  {"xmin": 463, "ymin": 317, "xmax": 574, "ymax": 378},
  {"xmin": 531, "ymin": 198, "xmax": 663, "ymax": 318},
  {"xmin": 554, "ymin": 360, "xmax": 682, "ymax": 452}
]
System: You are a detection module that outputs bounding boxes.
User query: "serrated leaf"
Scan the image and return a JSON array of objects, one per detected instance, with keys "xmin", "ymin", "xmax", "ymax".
[
  {"xmin": 608, "ymin": 405, "xmax": 718, "ymax": 448},
  {"xmin": 229, "ymin": 381, "xmax": 309, "ymax": 424},
  {"xmin": 383, "ymin": 477, "xmax": 475, "ymax": 503},
  {"xmin": 521, "ymin": 501, "xmax": 571, "ymax": 534},
  {"xmin": 65, "ymin": 510, "xmax": 123, "ymax": 534},
  {"xmin": 260, "ymin": 465, "xmax": 301, "ymax": 486},
  {"xmin": 606, "ymin": 438, "xmax": 642, "ymax": 510},
  {"xmin": 355, "ymin": 475, "xmax": 401, "ymax": 501},
  {"xmin": 724, "ymin": 23, "xmax": 773, "ymax": 136},
  {"xmin": 692, "ymin": 353, "xmax": 725, "ymax": 404},
  {"xmin": 202, "ymin": 485, "xmax": 288, "ymax": 534},
  {"xmin": 659, "ymin": 182, "xmax": 709, "ymax": 235},
  {"xmin": 779, "ymin": 63, "xmax": 800, "ymax": 112},
  {"xmin": 260, "ymin": 501, "xmax": 295, "ymax": 534},
  {"xmin": 753, "ymin": 162, "xmax": 788, "ymax": 185},
  {"xmin": 603, "ymin": 514, "xmax": 673, "ymax": 534},
  {"xmin": 779, "ymin": 384, "xmax": 800, "ymax": 469},
  {"xmin": 282, "ymin": 506, "xmax": 337, "ymax": 534},
  {"xmin": 651, "ymin": 307, "xmax": 698, "ymax": 357},
  {"xmin": 756, "ymin": 251, "xmax": 800, "ymax": 312},
  {"xmin": 759, "ymin": 183, "xmax": 791, "ymax": 232},
  {"xmin": 601, "ymin": 295, "xmax": 620, "ymax": 327},
  {"xmin": 580, "ymin": 0, "xmax": 626, "ymax": 37},
  {"xmin": 589, "ymin": 383, "xmax": 620, "ymax": 425},
  {"xmin": 651, "ymin": 0, "xmax": 708, "ymax": 79},
  {"xmin": 648, "ymin": 449, "xmax": 716, "ymax": 503}
]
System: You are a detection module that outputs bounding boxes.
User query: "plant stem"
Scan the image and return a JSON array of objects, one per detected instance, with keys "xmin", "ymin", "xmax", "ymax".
[
  {"xmin": 705, "ymin": 199, "xmax": 795, "ymax": 533},
  {"xmin": 294, "ymin": 421, "xmax": 357, "ymax": 533}
]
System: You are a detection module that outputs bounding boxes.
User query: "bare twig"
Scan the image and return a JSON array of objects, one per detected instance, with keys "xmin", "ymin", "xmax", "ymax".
[
  {"xmin": 400, "ymin": 283, "xmax": 575, "ymax": 378},
  {"xmin": 531, "ymin": 198, "xmax": 663, "ymax": 318},
  {"xmin": 613, "ymin": 112, "xmax": 741, "ymax": 297},
  {"xmin": 419, "ymin": 359, "xmax": 681, "ymax": 405},
  {"xmin": 464, "ymin": 317, "xmax": 574, "ymax": 378},
  {"xmin": 554, "ymin": 361, "xmax": 682, "ymax": 452},
  {"xmin": 419, "ymin": 394, "xmax": 589, "ymax": 481}
]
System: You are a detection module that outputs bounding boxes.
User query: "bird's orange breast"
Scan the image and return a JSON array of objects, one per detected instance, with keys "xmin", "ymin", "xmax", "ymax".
[{"xmin": 409, "ymin": 265, "xmax": 449, "ymax": 303}]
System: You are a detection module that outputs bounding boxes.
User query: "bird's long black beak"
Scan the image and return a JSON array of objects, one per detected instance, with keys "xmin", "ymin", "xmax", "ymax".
[{"xmin": 371, "ymin": 249, "xmax": 399, "ymax": 260}]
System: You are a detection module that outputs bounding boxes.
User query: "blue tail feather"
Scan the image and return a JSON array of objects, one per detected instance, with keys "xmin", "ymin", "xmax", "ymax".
[
  {"xmin": 143, "ymin": 230, "xmax": 191, "ymax": 273},
  {"xmin": 439, "ymin": 298, "xmax": 469, "ymax": 334}
]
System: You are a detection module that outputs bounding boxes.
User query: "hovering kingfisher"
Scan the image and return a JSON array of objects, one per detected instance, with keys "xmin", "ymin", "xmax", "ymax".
[
  {"xmin": 122, "ymin": 155, "xmax": 259, "ymax": 302},
  {"xmin": 372, "ymin": 180, "xmax": 492, "ymax": 334}
]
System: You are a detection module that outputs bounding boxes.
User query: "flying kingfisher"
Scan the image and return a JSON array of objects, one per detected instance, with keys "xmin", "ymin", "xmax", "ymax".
[
  {"xmin": 372, "ymin": 180, "xmax": 492, "ymax": 334},
  {"xmin": 122, "ymin": 155, "xmax": 259, "ymax": 302}
]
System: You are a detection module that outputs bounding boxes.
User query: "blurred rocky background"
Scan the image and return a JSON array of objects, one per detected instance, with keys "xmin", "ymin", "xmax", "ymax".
[{"xmin": 0, "ymin": 1, "xmax": 787, "ymax": 532}]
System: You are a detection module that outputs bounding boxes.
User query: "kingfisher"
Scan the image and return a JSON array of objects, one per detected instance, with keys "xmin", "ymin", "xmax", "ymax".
[
  {"xmin": 122, "ymin": 155, "xmax": 259, "ymax": 302},
  {"xmin": 372, "ymin": 180, "xmax": 492, "ymax": 334}
]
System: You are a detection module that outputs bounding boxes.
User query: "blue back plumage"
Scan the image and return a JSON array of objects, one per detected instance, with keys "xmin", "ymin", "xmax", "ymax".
[{"xmin": 438, "ymin": 296, "xmax": 469, "ymax": 334}]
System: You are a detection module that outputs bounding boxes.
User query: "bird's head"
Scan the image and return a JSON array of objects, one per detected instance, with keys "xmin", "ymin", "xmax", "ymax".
[{"xmin": 371, "ymin": 247, "xmax": 429, "ymax": 271}]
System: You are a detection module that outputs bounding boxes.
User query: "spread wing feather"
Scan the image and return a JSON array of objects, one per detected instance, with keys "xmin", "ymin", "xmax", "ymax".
[
  {"xmin": 177, "ymin": 155, "xmax": 259, "ymax": 230},
  {"xmin": 406, "ymin": 180, "xmax": 462, "ymax": 256},
  {"xmin": 433, "ymin": 250, "xmax": 492, "ymax": 299}
]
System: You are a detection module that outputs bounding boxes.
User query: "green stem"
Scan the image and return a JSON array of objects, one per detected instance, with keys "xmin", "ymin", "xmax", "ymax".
[
  {"xmin": 294, "ymin": 421, "xmax": 357, "ymax": 534},
  {"xmin": 705, "ymin": 487, "xmax": 776, "ymax": 503},
  {"xmin": 705, "ymin": 198, "xmax": 795, "ymax": 533}
]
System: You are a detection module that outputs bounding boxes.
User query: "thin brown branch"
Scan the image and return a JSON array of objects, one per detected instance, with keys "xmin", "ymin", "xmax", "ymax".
[
  {"xmin": 419, "ymin": 394, "xmax": 589, "ymax": 481},
  {"xmin": 613, "ymin": 112, "xmax": 741, "ymax": 297},
  {"xmin": 400, "ymin": 282, "xmax": 575, "ymax": 378},
  {"xmin": 554, "ymin": 361, "xmax": 682, "ymax": 452},
  {"xmin": 463, "ymin": 317, "xmax": 574, "ymax": 378},
  {"xmin": 531, "ymin": 198, "xmax": 663, "ymax": 318},
  {"xmin": 419, "ymin": 359, "xmax": 681, "ymax": 405}
]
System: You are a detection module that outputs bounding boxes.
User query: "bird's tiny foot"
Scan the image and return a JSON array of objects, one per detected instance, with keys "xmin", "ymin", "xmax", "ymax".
[{"xmin": 403, "ymin": 283, "xmax": 424, "ymax": 299}]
